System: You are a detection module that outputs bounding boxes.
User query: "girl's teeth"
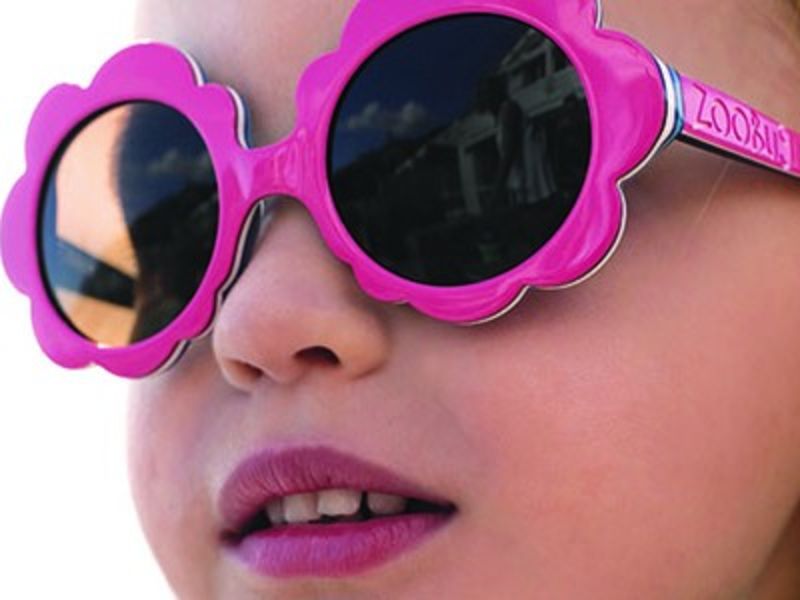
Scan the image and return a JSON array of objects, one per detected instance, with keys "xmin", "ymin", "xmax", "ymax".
[
  {"xmin": 264, "ymin": 490, "xmax": 410, "ymax": 525},
  {"xmin": 317, "ymin": 489, "xmax": 362, "ymax": 517},
  {"xmin": 282, "ymin": 492, "xmax": 319, "ymax": 524},
  {"xmin": 367, "ymin": 492, "xmax": 407, "ymax": 515},
  {"xmin": 265, "ymin": 498, "xmax": 285, "ymax": 525}
]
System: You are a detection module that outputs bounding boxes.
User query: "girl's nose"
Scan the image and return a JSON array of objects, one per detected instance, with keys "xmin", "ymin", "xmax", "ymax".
[{"xmin": 211, "ymin": 198, "xmax": 391, "ymax": 391}]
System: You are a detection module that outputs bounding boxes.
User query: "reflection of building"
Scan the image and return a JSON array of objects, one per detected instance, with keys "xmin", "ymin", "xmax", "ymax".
[
  {"xmin": 329, "ymin": 25, "xmax": 591, "ymax": 284},
  {"xmin": 424, "ymin": 29, "xmax": 587, "ymax": 216}
]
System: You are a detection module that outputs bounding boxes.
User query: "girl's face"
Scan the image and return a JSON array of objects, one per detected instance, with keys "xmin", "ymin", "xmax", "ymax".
[{"xmin": 129, "ymin": 0, "xmax": 800, "ymax": 597}]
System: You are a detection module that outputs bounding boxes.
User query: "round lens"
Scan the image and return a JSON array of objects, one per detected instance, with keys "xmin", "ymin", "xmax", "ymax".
[
  {"xmin": 329, "ymin": 14, "xmax": 591, "ymax": 286},
  {"xmin": 38, "ymin": 102, "xmax": 219, "ymax": 347}
]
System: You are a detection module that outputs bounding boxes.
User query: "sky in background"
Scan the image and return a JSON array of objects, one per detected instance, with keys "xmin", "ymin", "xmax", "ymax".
[{"xmin": 0, "ymin": 2, "xmax": 172, "ymax": 597}]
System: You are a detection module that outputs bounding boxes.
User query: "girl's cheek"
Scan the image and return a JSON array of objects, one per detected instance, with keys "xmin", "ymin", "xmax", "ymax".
[
  {"xmin": 126, "ymin": 367, "xmax": 222, "ymax": 598},
  {"xmin": 426, "ymin": 150, "xmax": 800, "ymax": 587}
]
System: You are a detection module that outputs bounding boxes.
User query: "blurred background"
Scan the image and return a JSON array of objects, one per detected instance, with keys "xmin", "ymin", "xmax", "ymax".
[{"xmin": 0, "ymin": 2, "xmax": 173, "ymax": 597}]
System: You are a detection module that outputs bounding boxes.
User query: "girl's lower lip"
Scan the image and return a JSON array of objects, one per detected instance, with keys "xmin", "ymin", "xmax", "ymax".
[{"xmin": 225, "ymin": 511, "xmax": 454, "ymax": 578}]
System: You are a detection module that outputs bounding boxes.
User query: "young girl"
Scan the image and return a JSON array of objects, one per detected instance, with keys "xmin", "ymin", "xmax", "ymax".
[{"xmin": 4, "ymin": 0, "xmax": 800, "ymax": 597}]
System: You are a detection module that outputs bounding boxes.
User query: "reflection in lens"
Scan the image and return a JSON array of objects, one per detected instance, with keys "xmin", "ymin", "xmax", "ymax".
[
  {"xmin": 329, "ymin": 14, "xmax": 591, "ymax": 286},
  {"xmin": 38, "ymin": 102, "xmax": 219, "ymax": 346}
]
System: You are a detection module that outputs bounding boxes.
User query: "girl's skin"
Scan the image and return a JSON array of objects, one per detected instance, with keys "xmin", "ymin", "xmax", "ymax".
[{"xmin": 128, "ymin": 0, "xmax": 800, "ymax": 597}]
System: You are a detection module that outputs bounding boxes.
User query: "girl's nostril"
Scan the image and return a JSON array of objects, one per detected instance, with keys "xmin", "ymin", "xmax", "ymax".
[
  {"xmin": 228, "ymin": 361, "xmax": 262, "ymax": 387},
  {"xmin": 295, "ymin": 346, "xmax": 341, "ymax": 367}
]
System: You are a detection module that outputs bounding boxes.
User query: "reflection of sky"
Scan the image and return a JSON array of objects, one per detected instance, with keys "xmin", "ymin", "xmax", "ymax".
[
  {"xmin": 331, "ymin": 15, "xmax": 528, "ymax": 171},
  {"xmin": 115, "ymin": 103, "xmax": 214, "ymax": 223}
]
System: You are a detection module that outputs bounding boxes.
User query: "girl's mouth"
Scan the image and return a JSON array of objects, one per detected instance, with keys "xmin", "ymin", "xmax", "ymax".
[{"xmin": 218, "ymin": 446, "xmax": 458, "ymax": 578}]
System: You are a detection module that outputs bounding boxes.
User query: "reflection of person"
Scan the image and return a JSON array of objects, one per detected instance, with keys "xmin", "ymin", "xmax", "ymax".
[
  {"xmin": 494, "ymin": 94, "xmax": 525, "ymax": 208},
  {"xmin": 527, "ymin": 117, "xmax": 556, "ymax": 202},
  {"xmin": 122, "ymin": 1, "xmax": 800, "ymax": 598},
  {"xmin": 477, "ymin": 74, "xmax": 525, "ymax": 210}
]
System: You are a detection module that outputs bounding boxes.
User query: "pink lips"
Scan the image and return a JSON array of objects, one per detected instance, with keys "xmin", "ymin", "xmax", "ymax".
[{"xmin": 218, "ymin": 445, "xmax": 457, "ymax": 578}]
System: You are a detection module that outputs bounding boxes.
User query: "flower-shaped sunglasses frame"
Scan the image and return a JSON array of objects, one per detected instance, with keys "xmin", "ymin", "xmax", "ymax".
[{"xmin": 2, "ymin": 0, "xmax": 799, "ymax": 378}]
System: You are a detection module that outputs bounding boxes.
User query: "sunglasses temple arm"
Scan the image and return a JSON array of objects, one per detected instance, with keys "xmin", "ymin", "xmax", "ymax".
[{"xmin": 672, "ymin": 71, "xmax": 800, "ymax": 180}]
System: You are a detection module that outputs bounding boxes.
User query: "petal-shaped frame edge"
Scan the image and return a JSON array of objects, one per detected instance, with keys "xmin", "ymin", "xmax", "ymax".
[
  {"xmin": 0, "ymin": 43, "xmax": 255, "ymax": 377},
  {"xmin": 293, "ymin": 0, "xmax": 671, "ymax": 323}
]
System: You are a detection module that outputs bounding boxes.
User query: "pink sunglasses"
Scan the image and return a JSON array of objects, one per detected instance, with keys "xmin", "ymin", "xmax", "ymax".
[{"xmin": 2, "ymin": 0, "xmax": 799, "ymax": 378}]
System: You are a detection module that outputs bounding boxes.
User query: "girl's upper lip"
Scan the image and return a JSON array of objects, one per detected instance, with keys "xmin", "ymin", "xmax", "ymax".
[{"xmin": 217, "ymin": 445, "xmax": 456, "ymax": 536}]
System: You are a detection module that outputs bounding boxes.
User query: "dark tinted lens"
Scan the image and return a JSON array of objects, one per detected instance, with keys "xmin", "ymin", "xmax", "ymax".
[
  {"xmin": 329, "ymin": 15, "xmax": 591, "ymax": 286},
  {"xmin": 38, "ymin": 102, "xmax": 219, "ymax": 346}
]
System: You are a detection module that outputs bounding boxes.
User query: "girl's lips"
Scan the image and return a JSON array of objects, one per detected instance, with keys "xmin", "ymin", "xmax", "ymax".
[
  {"xmin": 229, "ymin": 513, "xmax": 453, "ymax": 578},
  {"xmin": 217, "ymin": 445, "xmax": 458, "ymax": 578}
]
